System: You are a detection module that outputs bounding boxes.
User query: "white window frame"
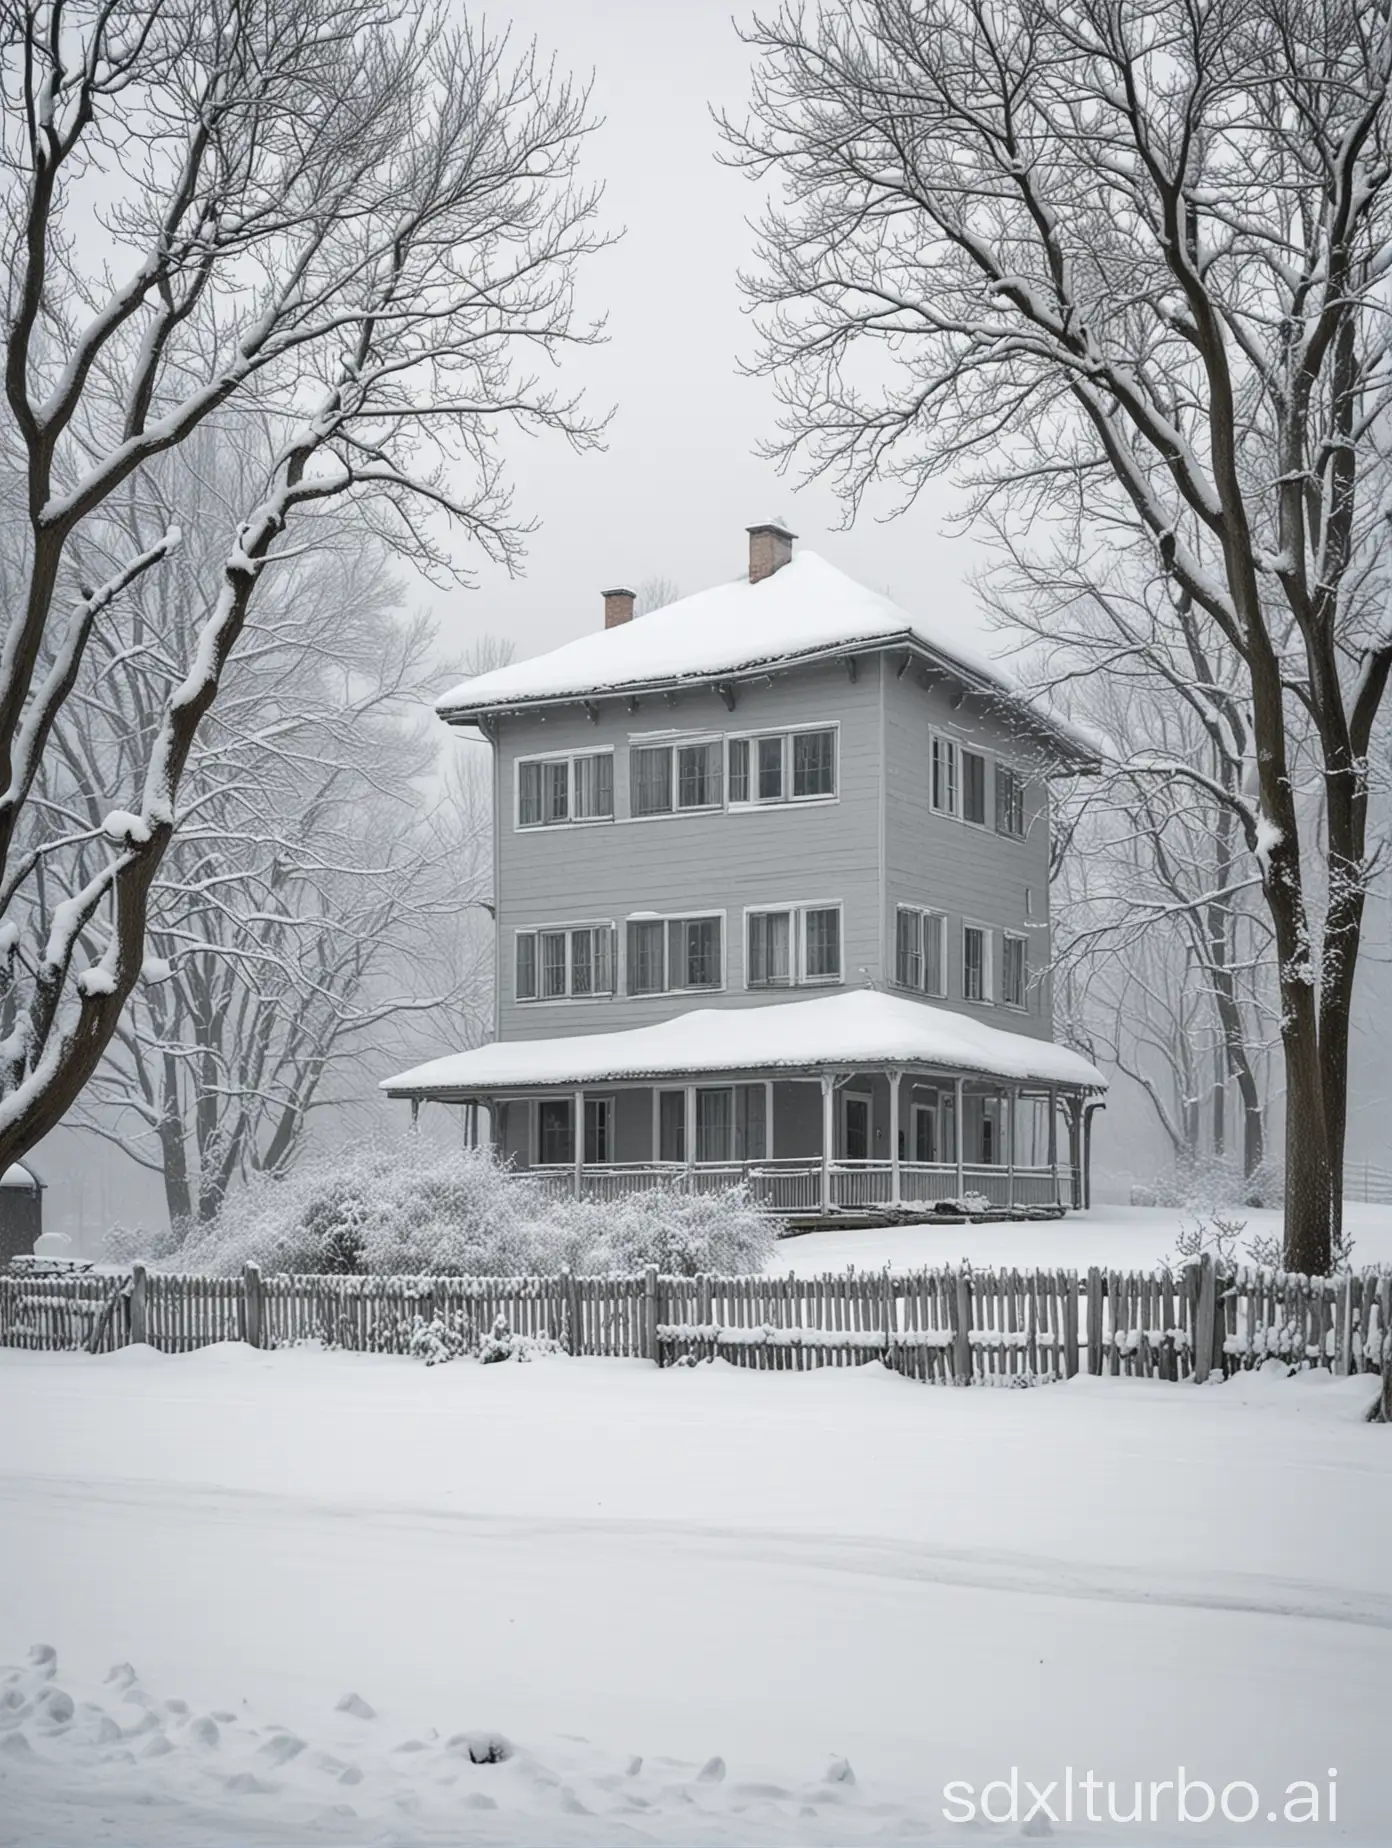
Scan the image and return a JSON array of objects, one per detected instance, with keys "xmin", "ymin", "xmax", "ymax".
[
  {"xmin": 726, "ymin": 721, "xmax": 840, "ymax": 811},
  {"xmin": 894, "ymin": 904, "xmax": 947, "ymax": 999},
  {"xmin": 839, "ymin": 1089, "xmax": 874, "ymax": 1161},
  {"xmin": 627, "ymin": 730, "xmax": 726, "ymax": 819},
  {"xmin": 995, "ymin": 761, "xmax": 1028, "ymax": 839},
  {"xmin": 530, "ymin": 1092, "xmax": 617, "ymax": 1167},
  {"xmin": 962, "ymin": 919, "xmax": 995, "ymax": 1006},
  {"xmin": 1002, "ymin": 930, "xmax": 1029, "ymax": 1011},
  {"xmin": 514, "ymin": 748, "xmax": 615, "ymax": 831},
  {"xmin": 743, "ymin": 900, "xmax": 845, "ymax": 990},
  {"xmin": 960, "ymin": 745, "xmax": 989, "ymax": 829},
  {"xmin": 514, "ymin": 920, "xmax": 617, "ymax": 1004},
  {"xmin": 930, "ymin": 732, "xmax": 960, "ymax": 817},
  {"xmin": 623, "ymin": 909, "xmax": 727, "ymax": 996}
]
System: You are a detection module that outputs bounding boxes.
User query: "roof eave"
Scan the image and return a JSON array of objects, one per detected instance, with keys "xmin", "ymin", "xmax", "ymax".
[{"xmin": 436, "ymin": 632, "xmax": 1097, "ymax": 770}]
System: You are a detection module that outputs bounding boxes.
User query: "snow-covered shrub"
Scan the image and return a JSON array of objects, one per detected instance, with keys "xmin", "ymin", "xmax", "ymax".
[
  {"xmin": 1134, "ymin": 1154, "xmax": 1284, "ymax": 1213},
  {"xmin": 112, "ymin": 1136, "xmax": 777, "ymax": 1279}
]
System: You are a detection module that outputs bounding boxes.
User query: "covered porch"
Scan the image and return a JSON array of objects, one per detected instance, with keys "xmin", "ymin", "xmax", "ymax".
[{"xmin": 383, "ymin": 989, "xmax": 1105, "ymax": 1226}]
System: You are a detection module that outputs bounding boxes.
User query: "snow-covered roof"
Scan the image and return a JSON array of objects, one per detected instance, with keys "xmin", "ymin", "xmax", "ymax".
[
  {"xmin": 1, "ymin": 1162, "xmax": 38, "ymax": 1189},
  {"xmin": 436, "ymin": 553, "xmax": 1096, "ymax": 764},
  {"xmin": 381, "ymin": 989, "xmax": 1106, "ymax": 1096}
]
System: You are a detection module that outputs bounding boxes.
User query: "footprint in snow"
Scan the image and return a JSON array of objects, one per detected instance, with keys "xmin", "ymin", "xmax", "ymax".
[{"xmin": 334, "ymin": 1692, "xmax": 375, "ymax": 1720}]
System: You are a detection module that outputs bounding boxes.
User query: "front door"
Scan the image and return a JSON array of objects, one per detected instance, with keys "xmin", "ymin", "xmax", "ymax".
[{"xmin": 840, "ymin": 1092, "xmax": 871, "ymax": 1161}]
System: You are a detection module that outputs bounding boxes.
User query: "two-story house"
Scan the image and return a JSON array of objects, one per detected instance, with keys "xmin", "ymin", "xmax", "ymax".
[{"xmin": 382, "ymin": 523, "xmax": 1106, "ymax": 1220}]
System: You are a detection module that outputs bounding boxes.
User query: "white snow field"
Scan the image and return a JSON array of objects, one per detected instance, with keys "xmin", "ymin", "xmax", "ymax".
[
  {"xmin": 0, "ymin": 1332, "xmax": 1387, "ymax": 1845},
  {"xmin": 771, "ymin": 1203, "xmax": 1392, "ymax": 1277}
]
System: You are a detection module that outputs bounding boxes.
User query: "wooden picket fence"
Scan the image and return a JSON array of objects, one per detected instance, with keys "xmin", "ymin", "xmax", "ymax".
[{"xmin": 1, "ymin": 1256, "xmax": 1388, "ymax": 1394}]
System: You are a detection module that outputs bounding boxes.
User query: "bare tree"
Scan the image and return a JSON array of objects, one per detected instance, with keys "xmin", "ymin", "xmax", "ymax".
[
  {"xmin": 47, "ymin": 440, "xmax": 492, "ymax": 1225},
  {"xmin": 725, "ymin": 0, "xmax": 1392, "ymax": 1269},
  {"xmin": 635, "ymin": 576, "xmax": 681, "ymax": 615},
  {"xmin": 0, "ymin": 0, "xmax": 604, "ymax": 1174}
]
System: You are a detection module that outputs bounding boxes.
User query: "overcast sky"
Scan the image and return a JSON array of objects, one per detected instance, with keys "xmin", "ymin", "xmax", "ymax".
[{"xmin": 424, "ymin": 0, "xmax": 990, "ymax": 675}]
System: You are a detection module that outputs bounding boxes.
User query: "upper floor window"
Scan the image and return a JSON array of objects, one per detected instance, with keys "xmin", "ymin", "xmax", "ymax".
[
  {"xmin": 747, "ymin": 903, "xmax": 842, "ymax": 987},
  {"xmin": 516, "ymin": 923, "xmax": 615, "ymax": 1001},
  {"xmin": 1002, "ymin": 932, "xmax": 1028, "ymax": 1010},
  {"xmin": 963, "ymin": 922, "xmax": 993, "ymax": 1004},
  {"xmin": 728, "ymin": 727, "xmax": 837, "ymax": 807},
  {"xmin": 631, "ymin": 739, "xmax": 723, "ymax": 816},
  {"xmin": 996, "ymin": 764, "xmax": 1026, "ymax": 837},
  {"xmin": 626, "ymin": 914, "xmax": 723, "ymax": 995},
  {"xmin": 930, "ymin": 735, "xmax": 958, "ymax": 815},
  {"xmin": 895, "ymin": 905, "xmax": 946, "ymax": 998},
  {"xmin": 518, "ymin": 751, "xmax": 613, "ymax": 828},
  {"xmin": 962, "ymin": 748, "xmax": 987, "ymax": 825}
]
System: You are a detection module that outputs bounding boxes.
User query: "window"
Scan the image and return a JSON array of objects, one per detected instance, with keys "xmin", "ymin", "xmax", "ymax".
[
  {"xmin": 573, "ymin": 754, "xmax": 613, "ymax": 821},
  {"xmin": 728, "ymin": 738, "xmax": 750, "ymax": 804},
  {"xmin": 803, "ymin": 906, "xmax": 841, "ymax": 981},
  {"xmin": 728, "ymin": 728, "xmax": 837, "ymax": 807},
  {"xmin": 963, "ymin": 923, "xmax": 992, "ymax": 1004},
  {"xmin": 517, "ymin": 752, "xmax": 613, "ymax": 828},
  {"xmin": 627, "ymin": 919, "xmax": 665, "ymax": 994},
  {"xmin": 515, "ymin": 925, "xmax": 616, "ymax": 1002},
  {"xmin": 516, "ymin": 933, "xmax": 537, "ymax": 1001},
  {"xmin": 690, "ymin": 1084, "xmax": 766, "ymax": 1162},
  {"xmin": 996, "ymin": 764, "xmax": 1026, "ymax": 837},
  {"xmin": 895, "ymin": 906, "xmax": 946, "ymax": 997},
  {"xmin": 540, "ymin": 930, "xmax": 567, "ymax": 998},
  {"xmin": 677, "ymin": 741, "xmax": 723, "ymax": 809},
  {"xmin": 631, "ymin": 745, "xmax": 673, "ymax": 816},
  {"xmin": 1002, "ymin": 933, "xmax": 1027, "ymax": 1009},
  {"xmin": 962, "ymin": 749, "xmax": 987, "ymax": 825},
  {"xmin": 671, "ymin": 915, "xmax": 721, "ymax": 989},
  {"xmin": 658, "ymin": 1089, "xmax": 686, "ymax": 1162},
  {"xmin": 626, "ymin": 915, "xmax": 723, "ymax": 994},
  {"xmin": 757, "ymin": 735, "xmax": 784, "ymax": 800},
  {"xmin": 570, "ymin": 927, "xmax": 614, "ymax": 997},
  {"xmin": 792, "ymin": 729, "xmax": 836, "ymax": 798},
  {"xmin": 583, "ymin": 1097, "xmax": 611, "ymax": 1164},
  {"xmin": 538, "ymin": 1098, "xmax": 573, "ymax": 1166},
  {"xmin": 746, "ymin": 904, "xmax": 842, "ymax": 987},
  {"xmin": 931, "ymin": 736, "xmax": 959, "ymax": 815},
  {"xmin": 748, "ymin": 910, "xmax": 792, "ymax": 986}
]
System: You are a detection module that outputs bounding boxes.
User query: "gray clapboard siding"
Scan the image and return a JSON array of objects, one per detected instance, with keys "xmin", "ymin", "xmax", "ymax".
[
  {"xmin": 488, "ymin": 648, "xmax": 1058, "ymax": 1045},
  {"xmin": 881, "ymin": 666, "xmax": 1055, "ymax": 1040},
  {"xmin": 495, "ymin": 658, "xmax": 883, "ymax": 1039}
]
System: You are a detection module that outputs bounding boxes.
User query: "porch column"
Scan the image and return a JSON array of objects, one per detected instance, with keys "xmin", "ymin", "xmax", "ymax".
[
  {"xmin": 1047, "ymin": 1087, "xmax": 1059, "ymax": 1204},
  {"xmin": 820, "ymin": 1073, "xmax": 835, "ymax": 1215},
  {"xmin": 1066, "ymin": 1094, "xmax": 1083, "ymax": 1207},
  {"xmin": 409, "ymin": 1097, "xmax": 420, "ymax": 1129},
  {"xmin": 764, "ymin": 1080, "xmax": 774, "ymax": 1163},
  {"xmin": 954, "ymin": 1075, "xmax": 965, "ymax": 1197},
  {"xmin": 1083, "ymin": 1099, "xmax": 1102, "ymax": 1209},
  {"xmin": 573, "ymin": 1087, "xmax": 584, "ymax": 1198},
  {"xmin": 685, "ymin": 1084, "xmax": 697, "ymax": 1189},
  {"xmin": 888, "ymin": 1068, "xmax": 902, "ymax": 1208},
  {"xmin": 1008, "ymin": 1084, "xmax": 1018, "ymax": 1207}
]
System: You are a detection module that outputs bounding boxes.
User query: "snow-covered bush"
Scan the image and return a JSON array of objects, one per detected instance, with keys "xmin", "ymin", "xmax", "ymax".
[{"xmin": 111, "ymin": 1136, "xmax": 777, "ymax": 1279}]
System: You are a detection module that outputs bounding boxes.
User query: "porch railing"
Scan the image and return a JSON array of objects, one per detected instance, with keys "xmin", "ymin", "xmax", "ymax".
[{"xmin": 526, "ymin": 1158, "xmax": 1070, "ymax": 1213}]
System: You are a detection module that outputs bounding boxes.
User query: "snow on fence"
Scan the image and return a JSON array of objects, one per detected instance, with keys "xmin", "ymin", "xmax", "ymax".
[{"xmin": 1, "ymin": 1256, "xmax": 1389, "ymax": 1395}]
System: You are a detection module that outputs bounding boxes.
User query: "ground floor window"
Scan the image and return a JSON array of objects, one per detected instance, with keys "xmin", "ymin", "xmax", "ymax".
[
  {"xmin": 962, "ymin": 1091, "xmax": 1006, "ymax": 1164},
  {"xmin": 534, "ymin": 1096, "xmax": 612, "ymax": 1165},
  {"xmin": 840, "ymin": 1091, "xmax": 871, "ymax": 1161},
  {"xmin": 658, "ymin": 1084, "xmax": 767, "ymax": 1162}
]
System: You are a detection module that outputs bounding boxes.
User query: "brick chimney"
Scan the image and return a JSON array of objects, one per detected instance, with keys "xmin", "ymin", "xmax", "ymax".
[
  {"xmin": 603, "ymin": 586, "xmax": 636, "ymax": 628},
  {"xmin": 747, "ymin": 520, "xmax": 796, "ymax": 584}
]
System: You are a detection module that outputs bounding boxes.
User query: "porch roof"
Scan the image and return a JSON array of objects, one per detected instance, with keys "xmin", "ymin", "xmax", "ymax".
[{"xmin": 380, "ymin": 989, "xmax": 1106, "ymax": 1100}]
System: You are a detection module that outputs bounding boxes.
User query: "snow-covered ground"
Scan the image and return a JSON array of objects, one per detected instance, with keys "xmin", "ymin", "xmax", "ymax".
[
  {"xmin": 0, "ymin": 1340, "xmax": 1387, "ymax": 1844},
  {"xmin": 771, "ymin": 1202, "xmax": 1392, "ymax": 1276}
]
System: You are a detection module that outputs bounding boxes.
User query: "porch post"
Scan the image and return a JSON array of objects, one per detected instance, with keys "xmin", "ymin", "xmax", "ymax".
[
  {"xmin": 820, "ymin": 1072, "xmax": 835, "ymax": 1216},
  {"xmin": 1008, "ymin": 1084, "xmax": 1018, "ymax": 1207},
  {"xmin": 955, "ymin": 1075, "xmax": 965, "ymax": 1198},
  {"xmin": 1047, "ymin": 1087, "xmax": 1059, "ymax": 1205},
  {"xmin": 888, "ymin": 1068, "xmax": 902, "ymax": 1208},
  {"xmin": 1066, "ymin": 1094, "xmax": 1083, "ymax": 1207},
  {"xmin": 1083, "ymin": 1099, "xmax": 1100, "ymax": 1209},
  {"xmin": 409, "ymin": 1097, "xmax": 420, "ymax": 1129},
  {"xmin": 685, "ymin": 1084, "xmax": 697, "ymax": 1190},
  {"xmin": 573, "ymin": 1087, "xmax": 584, "ymax": 1198},
  {"xmin": 764, "ymin": 1079, "xmax": 774, "ymax": 1164}
]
